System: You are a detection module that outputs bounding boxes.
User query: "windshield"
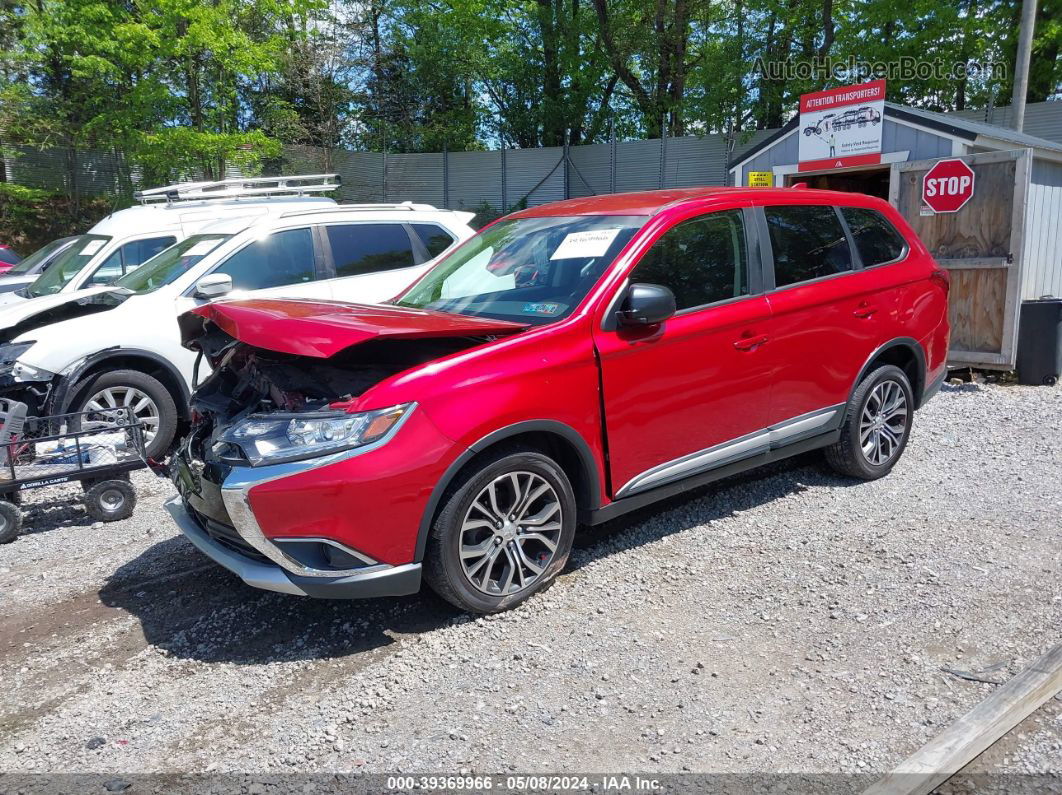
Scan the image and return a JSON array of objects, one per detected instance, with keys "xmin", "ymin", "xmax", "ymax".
[
  {"xmin": 25, "ymin": 235, "xmax": 112, "ymax": 297},
  {"xmin": 7, "ymin": 238, "xmax": 74, "ymax": 275},
  {"xmin": 115, "ymin": 234, "xmax": 231, "ymax": 294},
  {"xmin": 396, "ymin": 215, "xmax": 646, "ymax": 324}
]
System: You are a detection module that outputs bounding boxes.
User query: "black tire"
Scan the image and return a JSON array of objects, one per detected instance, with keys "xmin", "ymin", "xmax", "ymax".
[
  {"xmin": 0, "ymin": 499, "xmax": 22, "ymax": 543},
  {"xmin": 83, "ymin": 479, "xmax": 136, "ymax": 522},
  {"xmin": 70, "ymin": 369, "xmax": 178, "ymax": 459},
  {"xmin": 424, "ymin": 447, "xmax": 577, "ymax": 614},
  {"xmin": 825, "ymin": 364, "xmax": 914, "ymax": 481}
]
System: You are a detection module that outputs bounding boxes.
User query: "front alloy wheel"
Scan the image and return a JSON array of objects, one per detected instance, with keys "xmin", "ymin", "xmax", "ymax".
[
  {"xmin": 424, "ymin": 448, "xmax": 576, "ymax": 613},
  {"xmin": 71, "ymin": 369, "xmax": 179, "ymax": 459},
  {"xmin": 459, "ymin": 471, "xmax": 563, "ymax": 596},
  {"xmin": 82, "ymin": 385, "xmax": 161, "ymax": 447}
]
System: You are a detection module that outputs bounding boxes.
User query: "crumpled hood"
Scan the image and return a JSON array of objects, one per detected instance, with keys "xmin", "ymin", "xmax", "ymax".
[
  {"xmin": 0, "ymin": 286, "xmax": 126, "ymax": 343},
  {"xmin": 184, "ymin": 298, "xmax": 527, "ymax": 358}
]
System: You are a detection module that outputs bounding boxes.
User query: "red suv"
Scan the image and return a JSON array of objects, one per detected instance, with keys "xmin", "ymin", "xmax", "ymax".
[{"xmin": 169, "ymin": 187, "xmax": 950, "ymax": 613}]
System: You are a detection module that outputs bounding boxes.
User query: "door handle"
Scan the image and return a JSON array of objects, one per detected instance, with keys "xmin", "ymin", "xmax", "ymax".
[
  {"xmin": 853, "ymin": 302, "xmax": 878, "ymax": 318},
  {"xmin": 733, "ymin": 333, "xmax": 769, "ymax": 351}
]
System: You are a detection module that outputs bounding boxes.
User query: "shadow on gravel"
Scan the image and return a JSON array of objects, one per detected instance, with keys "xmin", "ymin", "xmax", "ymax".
[
  {"xmin": 17, "ymin": 489, "xmax": 98, "ymax": 537},
  {"xmin": 100, "ymin": 454, "xmax": 856, "ymax": 666},
  {"xmin": 99, "ymin": 536, "xmax": 459, "ymax": 666}
]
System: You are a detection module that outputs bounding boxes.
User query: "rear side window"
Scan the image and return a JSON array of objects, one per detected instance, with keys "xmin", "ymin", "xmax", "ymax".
[
  {"xmin": 412, "ymin": 224, "xmax": 457, "ymax": 258},
  {"xmin": 215, "ymin": 228, "xmax": 316, "ymax": 291},
  {"xmin": 841, "ymin": 208, "xmax": 906, "ymax": 267},
  {"xmin": 630, "ymin": 209, "xmax": 748, "ymax": 311},
  {"xmin": 765, "ymin": 205, "xmax": 852, "ymax": 288},
  {"xmin": 326, "ymin": 223, "xmax": 416, "ymax": 277}
]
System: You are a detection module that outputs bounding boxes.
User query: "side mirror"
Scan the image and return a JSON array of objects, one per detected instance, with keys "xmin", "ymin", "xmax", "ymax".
[
  {"xmin": 194, "ymin": 274, "xmax": 233, "ymax": 299},
  {"xmin": 617, "ymin": 283, "xmax": 676, "ymax": 327}
]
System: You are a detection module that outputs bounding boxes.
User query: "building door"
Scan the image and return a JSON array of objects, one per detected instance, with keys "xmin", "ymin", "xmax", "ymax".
[{"xmin": 890, "ymin": 149, "xmax": 1031, "ymax": 369}]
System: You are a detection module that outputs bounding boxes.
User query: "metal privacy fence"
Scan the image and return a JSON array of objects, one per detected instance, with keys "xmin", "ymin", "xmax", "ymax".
[
  {"xmin": 2, "ymin": 130, "xmax": 777, "ymax": 211},
  {"xmin": 7, "ymin": 101, "xmax": 1060, "ymax": 209}
]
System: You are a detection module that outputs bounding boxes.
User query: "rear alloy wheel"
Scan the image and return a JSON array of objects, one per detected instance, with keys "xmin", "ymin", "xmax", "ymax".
[
  {"xmin": 425, "ymin": 448, "xmax": 576, "ymax": 613},
  {"xmin": 825, "ymin": 364, "xmax": 914, "ymax": 480},
  {"xmin": 859, "ymin": 379, "xmax": 909, "ymax": 466},
  {"xmin": 72, "ymin": 369, "xmax": 178, "ymax": 459}
]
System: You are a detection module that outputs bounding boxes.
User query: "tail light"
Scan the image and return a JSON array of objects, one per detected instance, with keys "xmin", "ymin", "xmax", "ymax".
[{"xmin": 930, "ymin": 266, "xmax": 950, "ymax": 295}]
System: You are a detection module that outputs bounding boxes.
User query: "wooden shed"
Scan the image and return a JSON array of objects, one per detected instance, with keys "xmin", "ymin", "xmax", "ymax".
[{"xmin": 729, "ymin": 102, "xmax": 1062, "ymax": 370}]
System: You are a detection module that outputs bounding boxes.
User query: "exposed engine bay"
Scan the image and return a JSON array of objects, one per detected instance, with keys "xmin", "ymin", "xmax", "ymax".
[{"xmin": 183, "ymin": 320, "xmax": 497, "ymax": 461}]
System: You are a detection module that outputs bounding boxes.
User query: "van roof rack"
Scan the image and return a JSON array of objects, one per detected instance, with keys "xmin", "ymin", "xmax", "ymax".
[
  {"xmin": 279, "ymin": 201, "xmax": 440, "ymax": 218},
  {"xmin": 135, "ymin": 174, "xmax": 341, "ymax": 204}
]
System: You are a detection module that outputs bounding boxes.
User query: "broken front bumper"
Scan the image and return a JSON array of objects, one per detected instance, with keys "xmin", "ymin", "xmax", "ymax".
[
  {"xmin": 166, "ymin": 496, "xmax": 422, "ymax": 598},
  {"xmin": 168, "ymin": 430, "xmax": 425, "ymax": 599}
]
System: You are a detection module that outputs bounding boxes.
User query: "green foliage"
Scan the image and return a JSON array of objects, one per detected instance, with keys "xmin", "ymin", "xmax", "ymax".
[
  {"xmin": 0, "ymin": 0, "xmax": 1058, "ymax": 204},
  {"xmin": 0, "ymin": 184, "xmax": 114, "ymax": 253},
  {"xmin": 462, "ymin": 197, "xmax": 529, "ymax": 230},
  {"xmin": 135, "ymin": 129, "xmax": 283, "ymax": 185}
]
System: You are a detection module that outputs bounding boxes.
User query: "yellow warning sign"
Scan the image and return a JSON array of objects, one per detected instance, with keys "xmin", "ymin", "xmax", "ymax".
[{"xmin": 747, "ymin": 171, "xmax": 773, "ymax": 187}]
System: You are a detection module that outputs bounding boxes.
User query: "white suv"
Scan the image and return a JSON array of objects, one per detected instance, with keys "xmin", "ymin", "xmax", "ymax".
[
  {"xmin": 0, "ymin": 200, "xmax": 475, "ymax": 457},
  {"xmin": 0, "ymin": 175, "xmax": 342, "ymax": 307}
]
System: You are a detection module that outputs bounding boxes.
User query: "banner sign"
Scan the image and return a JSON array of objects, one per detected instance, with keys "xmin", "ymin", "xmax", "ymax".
[{"xmin": 798, "ymin": 80, "xmax": 885, "ymax": 172}]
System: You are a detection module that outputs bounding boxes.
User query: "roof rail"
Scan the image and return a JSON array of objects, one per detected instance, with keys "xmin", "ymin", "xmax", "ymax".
[
  {"xmin": 135, "ymin": 174, "xmax": 341, "ymax": 204},
  {"xmin": 279, "ymin": 200, "xmax": 440, "ymax": 219}
]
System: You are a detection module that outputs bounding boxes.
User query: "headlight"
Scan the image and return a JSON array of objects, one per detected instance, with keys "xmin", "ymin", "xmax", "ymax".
[
  {"xmin": 219, "ymin": 403, "xmax": 414, "ymax": 466},
  {"xmin": 0, "ymin": 341, "xmax": 35, "ymax": 378}
]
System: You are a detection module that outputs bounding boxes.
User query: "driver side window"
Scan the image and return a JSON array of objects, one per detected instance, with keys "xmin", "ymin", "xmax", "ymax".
[
  {"xmin": 214, "ymin": 228, "xmax": 316, "ymax": 291},
  {"xmin": 630, "ymin": 210, "xmax": 748, "ymax": 311},
  {"xmin": 87, "ymin": 236, "xmax": 176, "ymax": 286}
]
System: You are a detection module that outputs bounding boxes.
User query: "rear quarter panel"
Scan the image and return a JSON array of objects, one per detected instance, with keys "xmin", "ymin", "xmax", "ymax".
[{"xmin": 878, "ymin": 205, "xmax": 950, "ymax": 379}]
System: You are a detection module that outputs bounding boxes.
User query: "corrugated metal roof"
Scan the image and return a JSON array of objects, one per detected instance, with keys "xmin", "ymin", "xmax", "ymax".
[
  {"xmin": 946, "ymin": 101, "xmax": 1062, "ymax": 146},
  {"xmin": 888, "ymin": 102, "xmax": 1062, "ymax": 153}
]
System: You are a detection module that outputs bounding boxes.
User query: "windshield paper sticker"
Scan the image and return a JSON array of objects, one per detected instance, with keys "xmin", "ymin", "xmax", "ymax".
[
  {"xmin": 184, "ymin": 239, "xmax": 223, "ymax": 257},
  {"xmin": 550, "ymin": 229, "xmax": 621, "ymax": 260},
  {"xmin": 523, "ymin": 302, "xmax": 562, "ymax": 316},
  {"xmin": 81, "ymin": 240, "xmax": 106, "ymax": 256}
]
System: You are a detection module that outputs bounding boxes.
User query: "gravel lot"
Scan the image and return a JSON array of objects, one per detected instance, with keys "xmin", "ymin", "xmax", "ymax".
[{"xmin": 1, "ymin": 382, "xmax": 1059, "ymax": 782}]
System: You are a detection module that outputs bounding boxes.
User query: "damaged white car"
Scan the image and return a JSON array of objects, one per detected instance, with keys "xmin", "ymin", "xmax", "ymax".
[{"xmin": 0, "ymin": 198, "xmax": 475, "ymax": 457}]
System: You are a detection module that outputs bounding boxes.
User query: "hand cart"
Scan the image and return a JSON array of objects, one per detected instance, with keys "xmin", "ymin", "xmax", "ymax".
[{"xmin": 0, "ymin": 398, "xmax": 147, "ymax": 543}]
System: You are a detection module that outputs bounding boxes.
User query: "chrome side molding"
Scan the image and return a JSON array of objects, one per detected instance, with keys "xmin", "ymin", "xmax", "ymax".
[{"xmin": 616, "ymin": 404, "xmax": 843, "ymax": 498}]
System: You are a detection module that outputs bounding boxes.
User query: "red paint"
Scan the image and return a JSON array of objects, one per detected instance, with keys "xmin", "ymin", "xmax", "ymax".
[
  {"xmin": 190, "ymin": 299, "xmax": 526, "ymax": 357},
  {"xmin": 799, "ymin": 80, "xmax": 886, "ymax": 114},
  {"xmin": 798, "ymin": 153, "xmax": 883, "ymax": 172},
  {"xmin": 195, "ymin": 187, "xmax": 949, "ymax": 570},
  {"xmin": 922, "ymin": 159, "xmax": 976, "ymax": 213},
  {"xmin": 507, "ymin": 187, "xmax": 750, "ymax": 218}
]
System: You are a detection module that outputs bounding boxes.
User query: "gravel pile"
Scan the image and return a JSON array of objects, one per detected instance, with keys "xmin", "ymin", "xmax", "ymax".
[{"xmin": 0, "ymin": 382, "xmax": 1059, "ymax": 778}]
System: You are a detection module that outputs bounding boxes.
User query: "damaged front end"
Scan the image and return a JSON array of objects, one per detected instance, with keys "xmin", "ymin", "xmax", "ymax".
[
  {"xmin": 0, "ymin": 341, "xmax": 58, "ymax": 415},
  {"xmin": 179, "ymin": 316, "xmax": 497, "ymax": 468},
  {"xmin": 168, "ymin": 300, "xmax": 524, "ymax": 597},
  {"xmin": 0, "ymin": 291, "xmax": 132, "ymax": 415}
]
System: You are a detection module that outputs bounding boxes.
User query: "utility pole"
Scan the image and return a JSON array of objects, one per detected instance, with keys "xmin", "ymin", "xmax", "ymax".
[{"xmin": 1009, "ymin": 0, "xmax": 1038, "ymax": 132}]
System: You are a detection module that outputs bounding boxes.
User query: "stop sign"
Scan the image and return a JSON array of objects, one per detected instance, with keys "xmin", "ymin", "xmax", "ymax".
[{"xmin": 922, "ymin": 159, "xmax": 976, "ymax": 213}]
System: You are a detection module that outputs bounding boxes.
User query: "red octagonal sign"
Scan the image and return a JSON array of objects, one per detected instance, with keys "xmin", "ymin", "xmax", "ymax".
[{"xmin": 922, "ymin": 158, "xmax": 976, "ymax": 213}]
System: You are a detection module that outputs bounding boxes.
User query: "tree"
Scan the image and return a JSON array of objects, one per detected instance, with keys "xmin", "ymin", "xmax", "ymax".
[{"xmin": 593, "ymin": 0, "xmax": 696, "ymax": 137}]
